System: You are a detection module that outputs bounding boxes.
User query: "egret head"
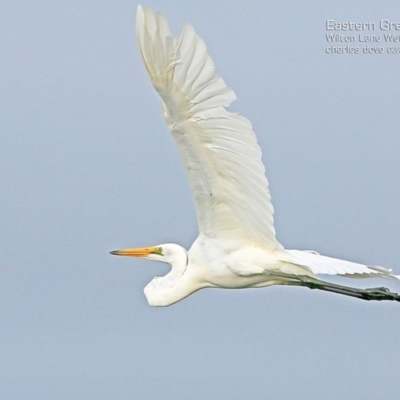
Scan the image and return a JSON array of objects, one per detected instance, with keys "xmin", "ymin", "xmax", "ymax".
[
  {"xmin": 110, "ymin": 243, "xmax": 192, "ymax": 307},
  {"xmin": 110, "ymin": 243, "xmax": 188, "ymax": 266}
]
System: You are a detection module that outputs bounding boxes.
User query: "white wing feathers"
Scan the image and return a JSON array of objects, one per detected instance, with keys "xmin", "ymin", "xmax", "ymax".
[
  {"xmin": 136, "ymin": 6, "xmax": 281, "ymax": 249},
  {"xmin": 286, "ymin": 250, "xmax": 399, "ymax": 280},
  {"xmin": 136, "ymin": 6, "xmax": 399, "ymax": 282}
]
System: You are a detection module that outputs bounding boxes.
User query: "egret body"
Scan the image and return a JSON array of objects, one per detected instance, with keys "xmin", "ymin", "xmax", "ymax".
[{"xmin": 111, "ymin": 6, "xmax": 400, "ymax": 306}]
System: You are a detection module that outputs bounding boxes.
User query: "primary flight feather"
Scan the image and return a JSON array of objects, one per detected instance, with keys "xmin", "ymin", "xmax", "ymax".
[{"xmin": 111, "ymin": 5, "xmax": 400, "ymax": 306}]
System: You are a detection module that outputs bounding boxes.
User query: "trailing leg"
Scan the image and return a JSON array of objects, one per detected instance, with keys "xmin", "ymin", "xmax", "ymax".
[{"xmin": 267, "ymin": 271, "xmax": 400, "ymax": 302}]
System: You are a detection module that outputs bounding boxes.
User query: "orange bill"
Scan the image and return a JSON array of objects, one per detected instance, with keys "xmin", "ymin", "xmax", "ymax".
[{"xmin": 109, "ymin": 246, "xmax": 162, "ymax": 257}]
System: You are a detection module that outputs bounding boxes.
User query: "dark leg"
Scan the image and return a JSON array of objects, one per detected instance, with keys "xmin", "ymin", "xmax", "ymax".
[
  {"xmin": 267, "ymin": 272, "xmax": 400, "ymax": 302},
  {"xmin": 299, "ymin": 275, "xmax": 400, "ymax": 302}
]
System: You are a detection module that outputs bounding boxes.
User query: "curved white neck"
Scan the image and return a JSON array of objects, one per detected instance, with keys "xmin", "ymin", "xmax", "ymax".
[{"xmin": 144, "ymin": 258, "xmax": 201, "ymax": 306}]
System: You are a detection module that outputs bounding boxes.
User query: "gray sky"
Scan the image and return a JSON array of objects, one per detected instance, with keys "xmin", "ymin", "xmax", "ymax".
[{"xmin": 2, "ymin": 1, "xmax": 400, "ymax": 399}]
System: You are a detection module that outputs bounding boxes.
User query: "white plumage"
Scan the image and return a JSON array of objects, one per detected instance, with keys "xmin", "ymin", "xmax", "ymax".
[
  {"xmin": 136, "ymin": 6, "xmax": 277, "ymax": 249},
  {"xmin": 111, "ymin": 6, "xmax": 399, "ymax": 306}
]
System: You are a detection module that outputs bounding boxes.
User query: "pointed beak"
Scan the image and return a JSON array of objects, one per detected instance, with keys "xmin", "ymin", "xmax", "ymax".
[{"xmin": 109, "ymin": 246, "xmax": 160, "ymax": 258}]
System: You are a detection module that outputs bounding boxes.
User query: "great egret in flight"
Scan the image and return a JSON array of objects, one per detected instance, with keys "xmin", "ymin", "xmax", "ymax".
[{"xmin": 111, "ymin": 5, "xmax": 399, "ymax": 306}]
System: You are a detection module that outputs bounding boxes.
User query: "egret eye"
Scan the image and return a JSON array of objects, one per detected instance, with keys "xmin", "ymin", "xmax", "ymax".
[{"xmin": 155, "ymin": 247, "xmax": 163, "ymax": 255}]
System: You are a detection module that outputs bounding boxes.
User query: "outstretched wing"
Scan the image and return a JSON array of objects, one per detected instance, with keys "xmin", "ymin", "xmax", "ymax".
[
  {"xmin": 136, "ymin": 5, "xmax": 282, "ymax": 250},
  {"xmin": 286, "ymin": 250, "xmax": 400, "ymax": 280}
]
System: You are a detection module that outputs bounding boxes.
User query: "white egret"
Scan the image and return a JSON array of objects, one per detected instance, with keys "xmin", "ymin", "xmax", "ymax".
[{"xmin": 111, "ymin": 5, "xmax": 399, "ymax": 306}]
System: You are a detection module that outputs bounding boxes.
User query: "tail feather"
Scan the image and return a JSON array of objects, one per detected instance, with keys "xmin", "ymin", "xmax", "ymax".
[{"xmin": 286, "ymin": 249, "xmax": 399, "ymax": 280}]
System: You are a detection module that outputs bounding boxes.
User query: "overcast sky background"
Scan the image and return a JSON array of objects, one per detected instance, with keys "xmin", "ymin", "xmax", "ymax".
[{"xmin": 1, "ymin": 1, "xmax": 400, "ymax": 399}]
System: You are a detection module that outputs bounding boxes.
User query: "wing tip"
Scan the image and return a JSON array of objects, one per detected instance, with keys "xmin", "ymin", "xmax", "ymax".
[{"xmin": 136, "ymin": 4, "xmax": 144, "ymax": 24}]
